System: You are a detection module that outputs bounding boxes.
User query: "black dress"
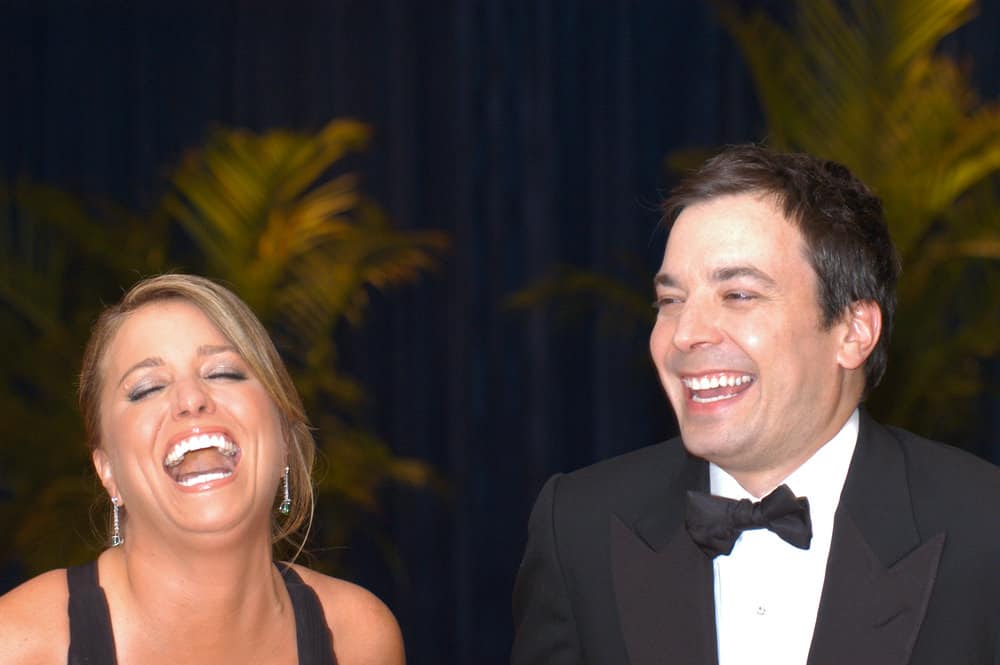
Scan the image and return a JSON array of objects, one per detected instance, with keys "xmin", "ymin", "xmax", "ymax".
[{"xmin": 66, "ymin": 560, "xmax": 336, "ymax": 664}]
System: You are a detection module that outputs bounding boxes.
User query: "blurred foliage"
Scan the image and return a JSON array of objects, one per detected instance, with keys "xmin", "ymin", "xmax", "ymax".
[
  {"xmin": 504, "ymin": 261, "xmax": 654, "ymax": 336},
  {"xmin": 721, "ymin": 0, "xmax": 1000, "ymax": 438},
  {"xmin": 0, "ymin": 119, "xmax": 449, "ymax": 576},
  {"xmin": 512, "ymin": 0, "xmax": 999, "ymax": 446}
]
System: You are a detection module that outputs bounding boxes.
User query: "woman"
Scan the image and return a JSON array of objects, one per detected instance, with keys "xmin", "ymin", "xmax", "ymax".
[{"xmin": 0, "ymin": 274, "xmax": 405, "ymax": 665}]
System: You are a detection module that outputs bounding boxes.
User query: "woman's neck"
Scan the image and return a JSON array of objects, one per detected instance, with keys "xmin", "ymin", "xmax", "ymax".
[{"xmin": 98, "ymin": 529, "xmax": 296, "ymax": 664}]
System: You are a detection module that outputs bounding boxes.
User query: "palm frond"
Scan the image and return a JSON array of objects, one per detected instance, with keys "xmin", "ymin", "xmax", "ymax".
[
  {"xmin": 505, "ymin": 264, "xmax": 655, "ymax": 337},
  {"xmin": 720, "ymin": 0, "xmax": 1000, "ymax": 440},
  {"xmin": 1, "ymin": 118, "xmax": 446, "ymax": 577}
]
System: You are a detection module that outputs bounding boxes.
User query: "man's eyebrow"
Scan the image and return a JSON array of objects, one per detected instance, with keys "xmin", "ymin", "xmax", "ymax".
[
  {"xmin": 653, "ymin": 273, "xmax": 677, "ymax": 288},
  {"xmin": 654, "ymin": 267, "xmax": 776, "ymax": 288},
  {"xmin": 711, "ymin": 265, "xmax": 777, "ymax": 287}
]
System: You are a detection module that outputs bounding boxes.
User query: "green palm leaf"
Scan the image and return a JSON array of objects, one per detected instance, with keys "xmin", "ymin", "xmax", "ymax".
[
  {"xmin": 1, "ymin": 118, "xmax": 447, "ymax": 576},
  {"xmin": 721, "ymin": 0, "xmax": 1000, "ymax": 439},
  {"xmin": 514, "ymin": 0, "xmax": 999, "ymax": 446}
]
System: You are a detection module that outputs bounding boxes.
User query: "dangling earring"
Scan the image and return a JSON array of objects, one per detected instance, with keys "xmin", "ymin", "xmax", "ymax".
[
  {"xmin": 279, "ymin": 466, "xmax": 291, "ymax": 515},
  {"xmin": 111, "ymin": 496, "xmax": 124, "ymax": 547}
]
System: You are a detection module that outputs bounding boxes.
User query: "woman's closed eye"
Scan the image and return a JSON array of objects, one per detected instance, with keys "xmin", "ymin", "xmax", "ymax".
[
  {"xmin": 205, "ymin": 367, "xmax": 248, "ymax": 381},
  {"xmin": 127, "ymin": 382, "xmax": 164, "ymax": 402}
]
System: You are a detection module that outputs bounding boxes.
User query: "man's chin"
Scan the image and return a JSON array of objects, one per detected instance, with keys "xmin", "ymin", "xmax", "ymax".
[
  {"xmin": 677, "ymin": 426, "xmax": 749, "ymax": 465},
  {"xmin": 679, "ymin": 435, "xmax": 717, "ymax": 460}
]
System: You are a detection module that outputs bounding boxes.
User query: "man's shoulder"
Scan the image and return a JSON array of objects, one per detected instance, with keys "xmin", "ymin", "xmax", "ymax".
[
  {"xmin": 545, "ymin": 437, "xmax": 689, "ymax": 515},
  {"xmin": 867, "ymin": 418, "xmax": 1000, "ymax": 535},
  {"xmin": 528, "ymin": 439, "xmax": 690, "ymax": 555},
  {"xmin": 563, "ymin": 436, "xmax": 687, "ymax": 485},
  {"xmin": 877, "ymin": 420, "xmax": 1000, "ymax": 492}
]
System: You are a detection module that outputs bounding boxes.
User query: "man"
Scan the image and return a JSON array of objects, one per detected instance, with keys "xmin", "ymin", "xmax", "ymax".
[{"xmin": 511, "ymin": 145, "xmax": 1000, "ymax": 665}]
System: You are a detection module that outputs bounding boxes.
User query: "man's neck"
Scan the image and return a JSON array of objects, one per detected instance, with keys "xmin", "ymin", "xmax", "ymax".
[{"xmin": 721, "ymin": 406, "xmax": 861, "ymax": 499}]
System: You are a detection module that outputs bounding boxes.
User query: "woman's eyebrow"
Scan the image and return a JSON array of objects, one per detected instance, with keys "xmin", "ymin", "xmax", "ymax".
[
  {"xmin": 117, "ymin": 357, "xmax": 163, "ymax": 387},
  {"xmin": 116, "ymin": 346, "xmax": 236, "ymax": 387},
  {"xmin": 197, "ymin": 344, "xmax": 236, "ymax": 356}
]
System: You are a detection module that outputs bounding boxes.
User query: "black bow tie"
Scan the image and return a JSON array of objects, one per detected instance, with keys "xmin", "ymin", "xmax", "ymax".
[{"xmin": 684, "ymin": 484, "xmax": 812, "ymax": 558}]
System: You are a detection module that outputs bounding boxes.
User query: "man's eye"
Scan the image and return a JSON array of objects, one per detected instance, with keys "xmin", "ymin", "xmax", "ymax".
[
  {"xmin": 725, "ymin": 291, "xmax": 756, "ymax": 301},
  {"xmin": 127, "ymin": 384, "xmax": 163, "ymax": 402},
  {"xmin": 652, "ymin": 296, "xmax": 682, "ymax": 309}
]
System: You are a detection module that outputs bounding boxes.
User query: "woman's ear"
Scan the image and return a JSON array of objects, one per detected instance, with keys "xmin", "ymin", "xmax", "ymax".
[
  {"xmin": 837, "ymin": 300, "xmax": 882, "ymax": 370},
  {"xmin": 92, "ymin": 448, "xmax": 121, "ymax": 503}
]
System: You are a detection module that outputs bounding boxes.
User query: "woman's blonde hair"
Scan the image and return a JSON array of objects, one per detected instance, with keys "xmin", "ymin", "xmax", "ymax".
[{"xmin": 79, "ymin": 274, "xmax": 314, "ymax": 554}]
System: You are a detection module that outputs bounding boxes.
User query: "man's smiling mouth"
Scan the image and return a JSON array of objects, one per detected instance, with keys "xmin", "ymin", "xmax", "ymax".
[
  {"xmin": 163, "ymin": 432, "xmax": 240, "ymax": 487},
  {"xmin": 681, "ymin": 373, "xmax": 755, "ymax": 403}
]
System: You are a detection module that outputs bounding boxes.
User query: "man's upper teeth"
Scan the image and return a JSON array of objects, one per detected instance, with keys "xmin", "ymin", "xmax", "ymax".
[
  {"xmin": 164, "ymin": 433, "xmax": 238, "ymax": 468},
  {"xmin": 682, "ymin": 374, "xmax": 753, "ymax": 391}
]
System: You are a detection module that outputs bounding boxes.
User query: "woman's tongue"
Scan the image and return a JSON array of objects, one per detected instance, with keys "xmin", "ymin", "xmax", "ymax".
[{"xmin": 169, "ymin": 448, "xmax": 234, "ymax": 484}]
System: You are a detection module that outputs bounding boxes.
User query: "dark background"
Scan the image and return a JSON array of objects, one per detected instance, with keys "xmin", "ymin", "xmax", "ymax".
[{"xmin": 4, "ymin": 2, "xmax": 999, "ymax": 664}]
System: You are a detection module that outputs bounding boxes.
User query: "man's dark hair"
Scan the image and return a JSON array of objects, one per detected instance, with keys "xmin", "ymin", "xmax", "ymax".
[{"xmin": 661, "ymin": 144, "xmax": 900, "ymax": 398}]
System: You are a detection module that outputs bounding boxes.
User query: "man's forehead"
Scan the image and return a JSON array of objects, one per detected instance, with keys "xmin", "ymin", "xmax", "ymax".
[
  {"xmin": 669, "ymin": 193, "xmax": 795, "ymax": 231},
  {"xmin": 664, "ymin": 197, "xmax": 804, "ymax": 256},
  {"xmin": 657, "ymin": 199, "xmax": 814, "ymax": 291}
]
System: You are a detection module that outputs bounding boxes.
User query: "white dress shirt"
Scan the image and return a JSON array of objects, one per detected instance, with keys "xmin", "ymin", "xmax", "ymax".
[{"xmin": 711, "ymin": 409, "xmax": 859, "ymax": 665}]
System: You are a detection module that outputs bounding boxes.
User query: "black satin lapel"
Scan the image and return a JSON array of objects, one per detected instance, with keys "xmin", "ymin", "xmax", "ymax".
[
  {"xmin": 632, "ymin": 453, "xmax": 708, "ymax": 551},
  {"xmin": 611, "ymin": 516, "xmax": 717, "ymax": 665},
  {"xmin": 807, "ymin": 513, "xmax": 945, "ymax": 665},
  {"xmin": 610, "ymin": 455, "xmax": 716, "ymax": 665},
  {"xmin": 839, "ymin": 410, "xmax": 922, "ymax": 561},
  {"xmin": 809, "ymin": 412, "xmax": 945, "ymax": 665}
]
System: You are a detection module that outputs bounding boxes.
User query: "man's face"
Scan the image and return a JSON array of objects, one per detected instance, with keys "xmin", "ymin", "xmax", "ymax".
[{"xmin": 650, "ymin": 193, "xmax": 858, "ymax": 492}]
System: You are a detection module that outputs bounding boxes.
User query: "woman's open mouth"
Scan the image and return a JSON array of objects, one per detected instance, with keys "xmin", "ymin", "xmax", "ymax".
[{"xmin": 163, "ymin": 432, "xmax": 241, "ymax": 487}]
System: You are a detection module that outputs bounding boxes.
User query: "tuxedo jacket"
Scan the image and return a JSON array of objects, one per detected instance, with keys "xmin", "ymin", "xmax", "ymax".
[{"xmin": 511, "ymin": 411, "xmax": 1000, "ymax": 665}]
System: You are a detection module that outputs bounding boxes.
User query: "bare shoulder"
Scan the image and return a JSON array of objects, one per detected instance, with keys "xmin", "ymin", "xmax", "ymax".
[
  {"xmin": 0, "ymin": 569, "xmax": 70, "ymax": 664},
  {"xmin": 290, "ymin": 564, "xmax": 405, "ymax": 665}
]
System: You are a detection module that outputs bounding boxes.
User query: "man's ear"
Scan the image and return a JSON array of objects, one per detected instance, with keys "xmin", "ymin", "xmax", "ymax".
[
  {"xmin": 837, "ymin": 300, "xmax": 882, "ymax": 370},
  {"xmin": 92, "ymin": 448, "xmax": 121, "ymax": 503}
]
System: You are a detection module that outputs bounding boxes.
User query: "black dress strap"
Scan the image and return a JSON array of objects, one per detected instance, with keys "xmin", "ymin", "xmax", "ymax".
[
  {"xmin": 66, "ymin": 561, "xmax": 119, "ymax": 665},
  {"xmin": 281, "ymin": 565, "xmax": 337, "ymax": 665}
]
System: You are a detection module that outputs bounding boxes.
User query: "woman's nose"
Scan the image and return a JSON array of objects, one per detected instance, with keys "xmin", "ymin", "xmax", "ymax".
[{"xmin": 173, "ymin": 379, "xmax": 215, "ymax": 418}]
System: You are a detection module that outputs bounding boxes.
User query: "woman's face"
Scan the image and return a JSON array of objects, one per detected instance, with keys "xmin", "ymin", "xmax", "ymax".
[{"xmin": 93, "ymin": 299, "xmax": 285, "ymax": 544}]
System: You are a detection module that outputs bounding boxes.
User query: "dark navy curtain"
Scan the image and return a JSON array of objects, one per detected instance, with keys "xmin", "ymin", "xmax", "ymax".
[{"xmin": 3, "ymin": 2, "xmax": 998, "ymax": 664}]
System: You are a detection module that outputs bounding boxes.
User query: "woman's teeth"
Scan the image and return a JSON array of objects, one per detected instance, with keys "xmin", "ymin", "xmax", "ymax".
[
  {"xmin": 176, "ymin": 470, "xmax": 232, "ymax": 487},
  {"xmin": 164, "ymin": 433, "xmax": 238, "ymax": 468}
]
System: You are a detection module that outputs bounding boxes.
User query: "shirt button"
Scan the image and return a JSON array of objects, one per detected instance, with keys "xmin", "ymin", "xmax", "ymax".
[{"xmin": 755, "ymin": 605, "xmax": 767, "ymax": 616}]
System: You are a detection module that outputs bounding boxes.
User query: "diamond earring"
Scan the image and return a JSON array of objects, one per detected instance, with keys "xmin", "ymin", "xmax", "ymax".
[
  {"xmin": 279, "ymin": 466, "xmax": 291, "ymax": 515},
  {"xmin": 111, "ymin": 496, "xmax": 124, "ymax": 547}
]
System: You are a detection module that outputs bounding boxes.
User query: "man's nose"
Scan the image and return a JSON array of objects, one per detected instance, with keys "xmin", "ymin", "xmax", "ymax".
[
  {"xmin": 672, "ymin": 300, "xmax": 722, "ymax": 352},
  {"xmin": 173, "ymin": 379, "xmax": 215, "ymax": 418}
]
